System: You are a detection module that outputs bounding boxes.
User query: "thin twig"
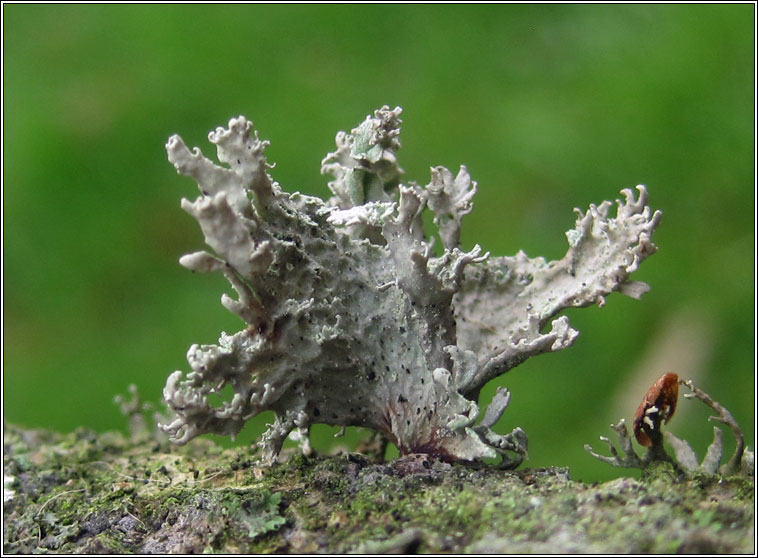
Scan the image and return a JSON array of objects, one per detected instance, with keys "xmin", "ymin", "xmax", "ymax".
[
  {"xmin": 90, "ymin": 461, "xmax": 138, "ymax": 481},
  {"xmin": 124, "ymin": 509, "xmax": 146, "ymax": 528},
  {"xmin": 90, "ymin": 460, "xmax": 171, "ymax": 486},
  {"xmin": 34, "ymin": 489, "xmax": 87, "ymax": 518},
  {"xmin": 195, "ymin": 468, "xmax": 227, "ymax": 484}
]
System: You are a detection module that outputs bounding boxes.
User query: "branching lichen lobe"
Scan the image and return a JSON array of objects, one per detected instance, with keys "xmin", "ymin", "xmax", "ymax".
[{"xmin": 160, "ymin": 106, "xmax": 661, "ymax": 464}]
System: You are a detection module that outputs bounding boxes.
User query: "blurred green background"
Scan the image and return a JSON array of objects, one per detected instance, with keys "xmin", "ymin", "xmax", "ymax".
[{"xmin": 3, "ymin": 4, "xmax": 754, "ymax": 481}]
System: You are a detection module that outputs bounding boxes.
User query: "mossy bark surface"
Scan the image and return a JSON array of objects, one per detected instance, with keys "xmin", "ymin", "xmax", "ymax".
[{"xmin": 3, "ymin": 423, "xmax": 754, "ymax": 554}]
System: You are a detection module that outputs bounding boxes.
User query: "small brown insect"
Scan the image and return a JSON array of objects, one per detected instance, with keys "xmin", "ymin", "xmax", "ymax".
[{"xmin": 633, "ymin": 372, "xmax": 679, "ymax": 447}]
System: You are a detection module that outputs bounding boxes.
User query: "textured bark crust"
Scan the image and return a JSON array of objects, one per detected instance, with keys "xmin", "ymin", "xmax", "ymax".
[{"xmin": 3, "ymin": 424, "xmax": 753, "ymax": 554}]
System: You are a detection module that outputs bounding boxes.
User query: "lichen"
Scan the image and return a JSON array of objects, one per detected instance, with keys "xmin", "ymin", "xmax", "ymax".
[
  {"xmin": 160, "ymin": 106, "xmax": 661, "ymax": 465},
  {"xmin": 586, "ymin": 374, "xmax": 754, "ymax": 477}
]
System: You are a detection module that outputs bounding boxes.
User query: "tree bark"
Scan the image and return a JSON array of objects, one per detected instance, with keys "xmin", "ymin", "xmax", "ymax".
[{"xmin": 3, "ymin": 423, "xmax": 753, "ymax": 554}]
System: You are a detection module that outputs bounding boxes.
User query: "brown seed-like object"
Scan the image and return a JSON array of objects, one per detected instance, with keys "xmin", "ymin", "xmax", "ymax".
[{"xmin": 633, "ymin": 372, "xmax": 679, "ymax": 447}]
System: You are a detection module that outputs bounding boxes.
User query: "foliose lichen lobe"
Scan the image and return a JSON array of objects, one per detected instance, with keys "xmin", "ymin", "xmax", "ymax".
[{"xmin": 160, "ymin": 106, "xmax": 661, "ymax": 464}]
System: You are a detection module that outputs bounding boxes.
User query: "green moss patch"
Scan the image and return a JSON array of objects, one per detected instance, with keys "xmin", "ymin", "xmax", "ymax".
[{"xmin": 3, "ymin": 424, "xmax": 754, "ymax": 554}]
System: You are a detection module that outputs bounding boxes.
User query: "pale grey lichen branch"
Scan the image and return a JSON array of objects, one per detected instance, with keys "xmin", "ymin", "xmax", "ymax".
[
  {"xmin": 452, "ymin": 186, "xmax": 661, "ymax": 394},
  {"xmin": 668, "ymin": 378, "xmax": 752, "ymax": 475},
  {"xmin": 584, "ymin": 419, "xmax": 647, "ymax": 469},
  {"xmin": 586, "ymin": 377, "xmax": 754, "ymax": 476},
  {"xmin": 160, "ymin": 106, "xmax": 661, "ymax": 465},
  {"xmin": 426, "ymin": 165, "xmax": 476, "ymax": 250}
]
